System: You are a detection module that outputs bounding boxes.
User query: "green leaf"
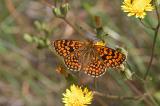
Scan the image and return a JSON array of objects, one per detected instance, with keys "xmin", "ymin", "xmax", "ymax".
[{"xmin": 154, "ymin": 91, "xmax": 160, "ymax": 102}]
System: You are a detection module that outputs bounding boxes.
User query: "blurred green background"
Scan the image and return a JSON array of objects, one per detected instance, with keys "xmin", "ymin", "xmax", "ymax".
[{"xmin": 0, "ymin": 0, "xmax": 160, "ymax": 106}]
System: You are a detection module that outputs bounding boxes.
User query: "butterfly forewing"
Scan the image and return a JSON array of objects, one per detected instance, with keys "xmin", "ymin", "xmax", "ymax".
[
  {"xmin": 52, "ymin": 40, "xmax": 84, "ymax": 57},
  {"xmin": 94, "ymin": 45, "xmax": 126, "ymax": 68}
]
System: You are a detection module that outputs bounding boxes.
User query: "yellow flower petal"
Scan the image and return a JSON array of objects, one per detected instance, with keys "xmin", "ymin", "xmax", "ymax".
[
  {"xmin": 128, "ymin": 13, "xmax": 135, "ymax": 16},
  {"xmin": 62, "ymin": 84, "xmax": 93, "ymax": 106},
  {"xmin": 121, "ymin": 0, "xmax": 154, "ymax": 19}
]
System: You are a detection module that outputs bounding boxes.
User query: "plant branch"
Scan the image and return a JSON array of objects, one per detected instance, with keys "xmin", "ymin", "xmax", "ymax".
[
  {"xmin": 62, "ymin": 17, "xmax": 84, "ymax": 36},
  {"xmin": 139, "ymin": 19, "xmax": 155, "ymax": 30},
  {"xmin": 154, "ymin": 0, "xmax": 160, "ymax": 23},
  {"xmin": 144, "ymin": 24, "xmax": 160, "ymax": 80},
  {"xmin": 62, "ymin": 17, "xmax": 99, "ymax": 41},
  {"xmin": 5, "ymin": 0, "xmax": 23, "ymax": 25},
  {"xmin": 93, "ymin": 91, "xmax": 148, "ymax": 101},
  {"xmin": 144, "ymin": 1, "xmax": 160, "ymax": 80}
]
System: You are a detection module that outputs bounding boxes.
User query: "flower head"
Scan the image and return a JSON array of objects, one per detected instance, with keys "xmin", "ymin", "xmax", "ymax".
[
  {"xmin": 121, "ymin": 0, "xmax": 154, "ymax": 19},
  {"xmin": 62, "ymin": 84, "xmax": 93, "ymax": 106}
]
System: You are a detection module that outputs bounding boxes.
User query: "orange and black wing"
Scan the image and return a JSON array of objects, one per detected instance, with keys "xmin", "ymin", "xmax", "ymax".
[
  {"xmin": 94, "ymin": 45, "xmax": 126, "ymax": 68},
  {"xmin": 82, "ymin": 57, "xmax": 106, "ymax": 77},
  {"xmin": 51, "ymin": 40, "xmax": 84, "ymax": 57},
  {"xmin": 64, "ymin": 51, "xmax": 81, "ymax": 71}
]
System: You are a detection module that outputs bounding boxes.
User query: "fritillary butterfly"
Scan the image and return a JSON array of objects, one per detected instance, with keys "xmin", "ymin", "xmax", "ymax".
[{"xmin": 51, "ymin": 40, "xmax": 126, "ymax": 77}]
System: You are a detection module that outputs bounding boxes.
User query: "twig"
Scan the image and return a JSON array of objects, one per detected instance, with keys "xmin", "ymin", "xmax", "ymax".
[
  {"xmin": 43, "ymin": 0, "xmax": 55, "ymax": 8},
  {"xmin": 5, "ymin": 0, "xmax": 23, "ymax": 25},
  {"xmin": 139, "ymin": 19, "xmax": 155, "ymax": 30},
  {"xmin": 93, "ymin": 91, "xmax": 147, "ymax": 101},
  {"xmin": 154, "ymin": 0, "xmax": 160, "ymax": 23},
  {"xmin": 63, "ymin": 17, "xmax": 100, "ymax": 41},
  {"xmin": 144, "ymin": 0, "xmax": 160, "ymax": 80},
  {"xmin": 44, "ymin": 0, "xmax": 99, "ymax": 41},
  {"xmin": 144, "ymin": 24, "xmax": 160, "ymax": 80},
  {"xmin": 5, "ymin": 0, "xmax": 32, "ymax": 33},
  {"xmin": 62, "ymin": 17, "xmax": 85, "ymax": 36},
  {"xmin": 144, "ymin": 84, "xmax": 159, "ymax": 106},
  {"xmin": 5, "ymin": 0, "xmax": 31, "ymax": 27},
  {"xmin": 126, "ymin": 81, "xmax": 154, "ymax": 106}
]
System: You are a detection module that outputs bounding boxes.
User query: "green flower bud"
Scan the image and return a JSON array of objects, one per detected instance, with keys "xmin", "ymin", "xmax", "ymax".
[
  {"xmin": 60, "ymin": 3, "xmax": 70, "ymax": 17},
  {"xmin": 52, "ymin": 7, "xmax": 62, "ymax": 18},
  {"xmin": 24, "ymin": 33, "xmax": 33, "ymax": 43},
  {"xmin": 52, "ymin": 3, "xmax": 70, "ymax": 18}
]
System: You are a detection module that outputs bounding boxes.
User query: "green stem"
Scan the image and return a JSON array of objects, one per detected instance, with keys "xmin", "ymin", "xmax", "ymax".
[
  {"xmin": 154, "ymin": 0, "xmax": 160, "ymax": 23},
  {"xmin": 139, "ymin": 19, "xmax": 155, "ymax": 30},
  {"xmin": 144, "ymin": 24, "xmax": 160, "ymax": 80},
  {"xmin": 144, "ymin": 0, "xmax": 160, "ymax": 79},
  {"xmin": 63, "ymin": 17, "xmax": 85, "ymax": 36}
]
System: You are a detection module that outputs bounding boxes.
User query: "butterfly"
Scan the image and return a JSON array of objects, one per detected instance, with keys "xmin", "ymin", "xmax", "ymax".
[{"xmin": 51, "ymin": 40, "xmax": 126, "ymax": 77}]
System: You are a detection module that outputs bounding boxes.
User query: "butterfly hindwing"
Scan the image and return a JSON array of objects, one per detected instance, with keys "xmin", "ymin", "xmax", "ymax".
[
  {"xmin": 82, "ymin": 57, "xmax": 106, "ymax": 77},
  {"xmin": 64, "ymin": 51, "xmax": 81, "ymax": 71}
]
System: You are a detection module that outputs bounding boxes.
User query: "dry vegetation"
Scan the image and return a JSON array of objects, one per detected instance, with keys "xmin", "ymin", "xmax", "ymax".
[{"xmin": 0, "ymin": 0, "xmax": 160, "ymax": 106}]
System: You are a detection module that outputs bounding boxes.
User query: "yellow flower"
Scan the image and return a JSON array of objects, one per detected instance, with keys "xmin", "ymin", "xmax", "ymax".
[
  {"xmin": 62, "ymin": 84, "xmax": 93, "ymax": 106},
  {"xmin": 94, "ymin": 41, "xmax": 106, "ymax": 46},
  {"xmin": 121, "ymin": 0, "xmax": 154, "ymax": 18}
]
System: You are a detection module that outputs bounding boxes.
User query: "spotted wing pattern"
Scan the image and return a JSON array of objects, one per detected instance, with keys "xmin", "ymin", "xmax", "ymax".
[
  {"xmin": 94, "ymin": 45, "xmax": 126, "ymax": 68},
  {"xmin": 64, "ymin": 51, "xmax": 81, "ymax": 71},
  {"xmin": 82, "ymin": 57, "xmax": 106, "ymax": 77},
  {"xmin": 52, "ymin": 40, "xmax": 84, "ymax": 57},
  {"xmin": 52, "ymin": 40, "xmax": 126, "ymax": 77}
]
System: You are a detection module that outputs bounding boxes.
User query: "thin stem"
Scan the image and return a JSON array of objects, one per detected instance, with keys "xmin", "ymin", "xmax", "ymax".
[
  {"xmin": 5, "ymin": 0, "xmax": 23, "ymax": 25},
  {"xmin": 144, "ymin": 84, "xmax": 159, "ymax": 106},
  {"xmin": 63, "ymin": 18, "xmax": 85, "ymax": 36},
  {"xmin": 144, "ymin": 23, "xmax": 160, "ymax": 79},
  {"xmin": 144, "ymin": 0, "xmax": 160, "ymax": 80},
  {"xmin": 154, "ymin": 0, "xmax": 160, "ymax": 23},
  {"xmin": 43, "ymin": 0, "xmax": 85, "ymax": 37},
  {"xmin": 139, "ymin": 19, "xmax": 155, "ymax": 30},
  {"xmin": 93, "ymin": 91, "xmax": 148, "ymax": 101},
  {"xmin": 63, "ymin": 17, "xmax": 99, "ymax": 41},
  {"xmin": 43, "ymin": 0, "xmax": 55, "ymax": 8}
]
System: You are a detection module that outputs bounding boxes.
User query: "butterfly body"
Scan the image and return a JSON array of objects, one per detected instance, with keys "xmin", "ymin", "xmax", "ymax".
[{"xmin": 51, "ymin": 40, "xmax": 126, "ymax": 77}]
